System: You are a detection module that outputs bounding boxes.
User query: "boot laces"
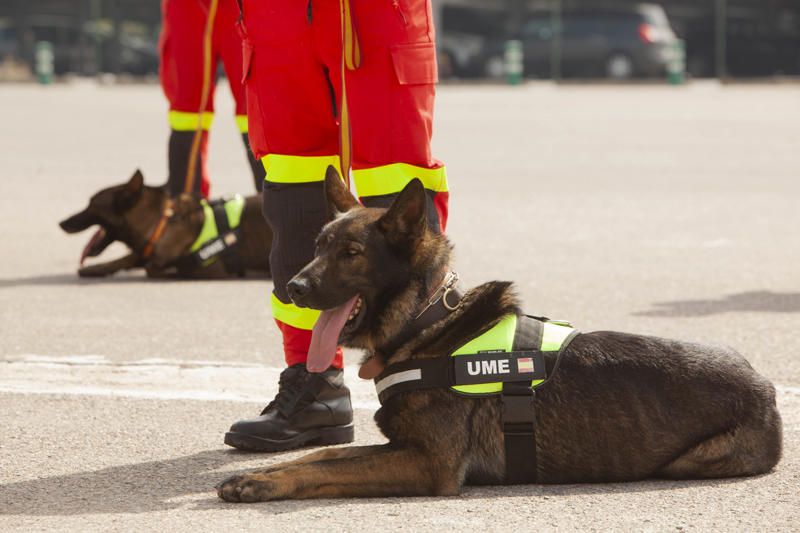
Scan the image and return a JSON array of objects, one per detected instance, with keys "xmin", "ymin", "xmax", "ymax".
[{"xmin": 260, "ymin": 366, "xmax": 314, "ymax": 417}]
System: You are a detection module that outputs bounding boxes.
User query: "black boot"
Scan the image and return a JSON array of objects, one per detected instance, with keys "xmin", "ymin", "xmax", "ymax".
[{"xmin": 224, "ymin": 364, "xmax": 354, "ymax": 452}]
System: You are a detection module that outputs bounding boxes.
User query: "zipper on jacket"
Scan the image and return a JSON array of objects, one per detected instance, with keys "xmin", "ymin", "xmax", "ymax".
[{"xmin": 392, "ymin": 0, "xmax": 407, "ymax": 26}]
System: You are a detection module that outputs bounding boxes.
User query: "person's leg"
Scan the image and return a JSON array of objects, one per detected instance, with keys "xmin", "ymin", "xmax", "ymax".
[
  {"xmin": 159, "ymin": 0, "xmax": 218, "ymax": 198},
  {"xmin": 216, "ymin": 0, "xmax": 265, "ymax": 192},
  {"xmin": 224, "ymin": 0, "xmax": 352, "ymax": 452},
  {"xmin": 344, "ymin": 0, "xmax": 449, "ymax": 231}
]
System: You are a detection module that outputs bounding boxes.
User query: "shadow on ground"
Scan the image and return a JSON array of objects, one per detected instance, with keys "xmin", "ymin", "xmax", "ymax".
[
  {"xmin": 0, "ymin": 448, "xmax": 752, "ymax": 516},
  {"xmin": 635, "ymin": 291, "xmax": 800, "ymax": 318},
  {"xmin": 0, "ymin": 273, "xmax": 268, "ymax": 289}
]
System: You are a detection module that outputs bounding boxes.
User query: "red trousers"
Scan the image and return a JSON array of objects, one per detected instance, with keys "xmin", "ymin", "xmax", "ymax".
[
  {"xmin": 240, "ymin": 0, "xmax": 449, "ymax": 368},
  {"xmin": 159, "ymin": 0, "xmax": 251, "ymax": 197}
]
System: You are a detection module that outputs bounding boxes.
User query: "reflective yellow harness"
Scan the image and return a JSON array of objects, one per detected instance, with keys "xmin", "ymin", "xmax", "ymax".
[
  {"xmin": 374, "ymin": 314, "xmax": 579, "ymax": 484},
  {"xmin": 177, "ymin": 195, "xmax": 246, "ymax": 275}
]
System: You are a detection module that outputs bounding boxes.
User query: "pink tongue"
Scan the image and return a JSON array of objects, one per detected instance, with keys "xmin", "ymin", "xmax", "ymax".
[
  {"xmin": 307, "ymin": 295, "xmax": 359, "ymax": 373},
  {"xmin": 80, "ymin": 228, "xmax": 106, "ymax": 266}
]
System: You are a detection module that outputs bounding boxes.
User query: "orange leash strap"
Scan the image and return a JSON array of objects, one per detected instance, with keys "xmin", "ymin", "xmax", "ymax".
[
  {"xmin": 141, "ymin": 199, "xmax": 174, "ymax": 259},
  {"xmin": 339, "ymin": 0, "xmax": 360, "ymax": 190},
  {"xmin": 184, "ymin": 0, "xmax": 219, "ymax": 194}
]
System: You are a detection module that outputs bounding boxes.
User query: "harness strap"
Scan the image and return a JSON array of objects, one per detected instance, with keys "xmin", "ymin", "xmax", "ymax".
[
  {"xmin": 502, "ymin": 381, "xmax": 538, "ymax": 484},
  {"xmin": 174, "ymin": 198, "xmax": 245, "ymax": 276},
  {"xmin": 501, "ymin": 314, "xmax": 545, "ymax": 483},
  {"xmin": 210, "ymin": 199, "xmax": 244, "ymax": 275}
]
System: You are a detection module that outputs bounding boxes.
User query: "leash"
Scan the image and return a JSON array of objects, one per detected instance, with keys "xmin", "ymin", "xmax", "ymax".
[
  {"xmin": 140, "ymin": 198, "xmax": 174, "ymax": 259},
  {"xmin": 338, "ymin": 0, "xmax": 360, "ymax": 189},
  {"xmin": 184, "ymin": 0, "xmax": 219, "ymax": 194}
]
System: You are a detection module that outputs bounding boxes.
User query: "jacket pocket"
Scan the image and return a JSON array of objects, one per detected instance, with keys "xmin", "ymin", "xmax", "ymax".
[{"xmin": 390, "ymin": 42, "xmax": 438, "ymax": 85}]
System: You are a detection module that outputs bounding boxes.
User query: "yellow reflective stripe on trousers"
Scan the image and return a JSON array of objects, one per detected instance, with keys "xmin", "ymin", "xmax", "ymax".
[
  {"xmin": 451, "ymin": 314, "xmax": 517, "ymax": 395},
  {"xmin": 169, "ymin": 111, "xmax": 214, "ymax": 131},
  {"xmin": 262, "ymin": 154, "xmax": 342, "ymax": 184},
  {"xmin": 271, "ymin": 294, "xmax": 320, "ymax": 330},
  {"xmin": 353, "ymin": 164, "xmax": 448, "ymax": 197},
  {"xmin": 235, "ymin": 115, "xmax": 248, "ymax": 133}
]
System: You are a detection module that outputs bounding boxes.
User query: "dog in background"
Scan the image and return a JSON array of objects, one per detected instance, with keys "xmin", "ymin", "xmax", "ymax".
[
  {"xmin": 217, "ymin": 167, "xmax": 782, "ymax": 502},
  {"xmin": 59, "ymin": 170, "xmax": 271, "ymax": 278}
]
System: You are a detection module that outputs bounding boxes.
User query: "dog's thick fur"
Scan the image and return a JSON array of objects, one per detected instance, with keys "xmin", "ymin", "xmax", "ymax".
[
  {"xmin": 217, "ymin": 167, "xmax": 782, "ymax": 502},
  {"xmin": 59, "ymin": 170, "xmax": 271, "ymax": 278}
]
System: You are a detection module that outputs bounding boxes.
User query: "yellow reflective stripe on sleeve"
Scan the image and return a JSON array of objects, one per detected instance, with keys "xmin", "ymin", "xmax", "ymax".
[
  {"xmin": 262, "ymin": 154, "xmax": 342, "ymax": 184},
  {"xmin": 541, "ymin": 322, "xmax": 575, "ymax": 352},
  {"xmin": 353, "ymin": 164, "xmax": 448, "ymax": 197},
  {"xmin": 169, "ymin": 111, "xmax": 214, "ymax": 131},
  {"xmin": 235, "ymin": 115, "xmax": 249, "ymax": 133},
  {"xmin": 271, "ymin": 294, "xmax": 320, "ymax": 330},
  {"xmin": 451, "ymin": 314, "xmax": 517, "ymax": 395}
]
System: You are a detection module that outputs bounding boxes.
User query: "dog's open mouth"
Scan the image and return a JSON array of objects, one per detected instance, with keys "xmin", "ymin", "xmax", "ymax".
[
  {"xmin": 342, "ymin": 295, "xmax": 366, "ymax": 337},
  {"xmin": 307, "ymin": 294, "xmax": 364, "ymax": 373},
  {"xmin": 80, "ymin": 227, "xmax": 115, "ymax": 265}
]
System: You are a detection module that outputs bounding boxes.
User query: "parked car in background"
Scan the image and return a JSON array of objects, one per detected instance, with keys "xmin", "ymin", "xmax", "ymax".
[
  {"xmin": 436, "ymin": 5, "xmax": 507, "ymax": 78},
  {"xmin": 684, "ymin": 6, "xmax": 800, "ymax": 78},
  {"xmin": 0, "ymin": 16, "xmax": 157, "ymax": 76},
  {"xmin": 440, "ymin": 3, "xmax": 679, "ymax": 80}
]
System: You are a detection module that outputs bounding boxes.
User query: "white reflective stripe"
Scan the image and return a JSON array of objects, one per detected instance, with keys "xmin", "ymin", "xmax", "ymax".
[{"xmin": 374, "ymin": 369, "xmax": 422, "ymax": 396}]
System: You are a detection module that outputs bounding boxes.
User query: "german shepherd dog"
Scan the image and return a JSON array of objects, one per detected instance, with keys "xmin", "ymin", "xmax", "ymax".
[
  {"xmin": 59, "ymin": 170, "xmax": 271, "ymax": 278},
  {"xmin": 217, "ymin": 167, "xmax": 782, "ymax": 502}
]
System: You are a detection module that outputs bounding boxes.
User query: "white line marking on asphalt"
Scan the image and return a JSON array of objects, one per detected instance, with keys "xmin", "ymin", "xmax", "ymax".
[
  {"xmin": 1, "ymin": 355, "xmax": 798, "ymax": 410},
  {"xmin": 0, "ymin": 355, "xmax": 382, "ymax": 410}
]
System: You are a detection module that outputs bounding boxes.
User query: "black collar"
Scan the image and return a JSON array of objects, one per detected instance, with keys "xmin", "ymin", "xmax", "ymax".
[{"xmin": 377, "ymin": 271, "xmax": 463, "ymax": 357}]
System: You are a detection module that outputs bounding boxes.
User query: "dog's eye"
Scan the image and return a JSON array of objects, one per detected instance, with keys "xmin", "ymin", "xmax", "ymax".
[{"xmin": 347, "ymin": 247, "xmax": 360, "ymax": 256}]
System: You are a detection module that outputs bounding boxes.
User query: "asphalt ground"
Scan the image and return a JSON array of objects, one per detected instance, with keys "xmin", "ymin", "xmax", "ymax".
[{"xmin": 0, "ymin": 80, "xmax": 799, "ymax": 532}]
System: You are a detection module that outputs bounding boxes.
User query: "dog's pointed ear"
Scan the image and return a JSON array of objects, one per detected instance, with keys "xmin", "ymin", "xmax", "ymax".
[
  {"xmin": 325, "ymin": 165, "xmax": 358, "ymax": 215},
  {"xmin": 379, "ymin": 178, "xmax": 427, "ymax": 247},
  {"xmin": 127, "ymin": 169, "xmax": 144, "ymax": 194}
]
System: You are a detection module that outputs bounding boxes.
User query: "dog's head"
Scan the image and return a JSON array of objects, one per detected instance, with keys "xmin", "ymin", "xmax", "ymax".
[
  {"xmin": 288, "ymin": 166, "xmax": 449, "ymax": 372},
  {"xmin": 144, "ymin": 193, "xmax": 206, "ymax": 271},
  {"xmin": 59, "ymin": 170, "xmax": 164, "ymax": 261}
]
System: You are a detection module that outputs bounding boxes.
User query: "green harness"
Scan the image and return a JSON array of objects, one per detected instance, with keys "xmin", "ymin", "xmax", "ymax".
[
  {"xmin": 374, "ymin": 313, "xmax": 579, "ymax": 484},
  {"xmin": 177, "ymin": 195, "xmax": 246, "ymax": 275}
]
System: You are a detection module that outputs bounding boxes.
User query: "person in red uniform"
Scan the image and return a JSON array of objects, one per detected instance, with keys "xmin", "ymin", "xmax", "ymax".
[
  {"xmin": 159, "ymin": 0, "xmax": 265, "ymax": 197},
  {"xmin": 224, "ymin": 0, "xmax": 450, "ymax": 452}
]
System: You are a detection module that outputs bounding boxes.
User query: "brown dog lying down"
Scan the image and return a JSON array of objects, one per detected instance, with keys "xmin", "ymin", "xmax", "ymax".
[
  {"xmin": 217, "ymin": 167, "xmax": 782, "ymax": 502},
  {"xmin": 59, "ymin": 170, "xmax": 271, "ymax": 279}
]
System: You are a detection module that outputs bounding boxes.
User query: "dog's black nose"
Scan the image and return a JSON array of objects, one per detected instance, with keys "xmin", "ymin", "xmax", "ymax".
[{"xmin": 287, "ymin": 277, "xmax": 311, "ymax": 302}]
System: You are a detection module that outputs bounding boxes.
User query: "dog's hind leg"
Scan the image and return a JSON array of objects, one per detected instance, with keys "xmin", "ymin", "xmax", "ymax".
[
  {"xmin": 217, "ymin": 444, "xmax": 462, "ymax": 502},
  {"xmin": 657, "ymin": 407, "xmax": 783, "ymax": 479}
]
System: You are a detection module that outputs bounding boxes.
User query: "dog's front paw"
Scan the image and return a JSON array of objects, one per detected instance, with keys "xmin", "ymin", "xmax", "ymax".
[
  {"xmin": 78, "ymin": 264, "xmax": 111, "ymax": 277},
  {"xmin": 216, "ymin": 474, "xmax": 274, "ymax": 503}
]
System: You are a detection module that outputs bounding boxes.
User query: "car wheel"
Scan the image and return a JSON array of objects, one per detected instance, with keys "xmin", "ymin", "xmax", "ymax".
[
  {"xmin": 484, "ymin": 56, "xmax": 505, "ymax": 79},
  {"xmin": 606, "ymin": 53, "xmax": 634, "ymax": 80}
]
